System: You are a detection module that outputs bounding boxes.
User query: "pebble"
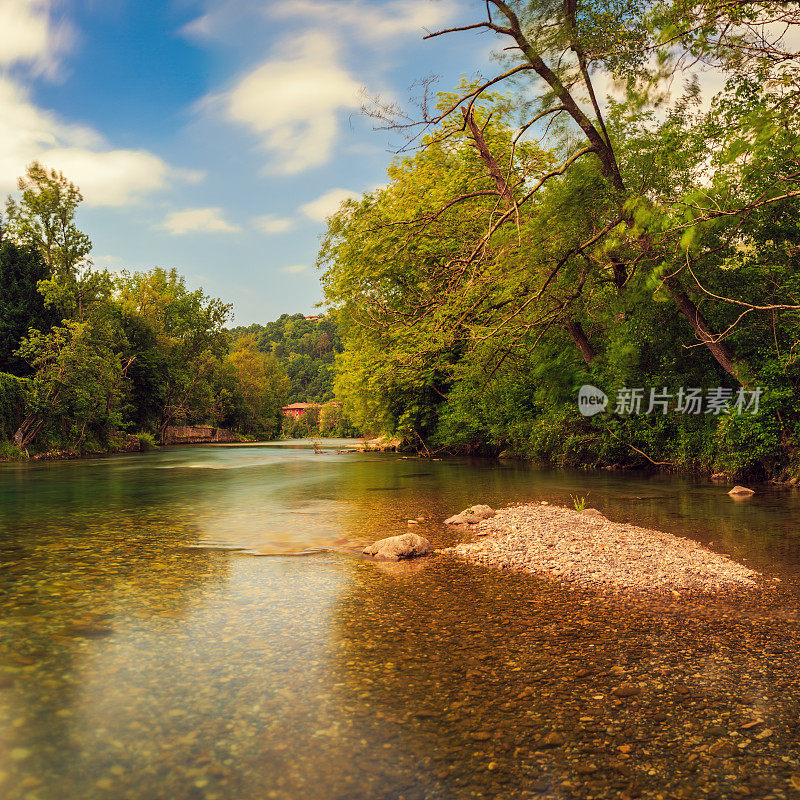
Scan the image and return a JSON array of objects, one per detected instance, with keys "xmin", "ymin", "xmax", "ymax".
[
  {"xmin": 443, "ymin": 503, "xmax": 759, "ymax": 593},
  {"xmin": 612, "ymin": 684, "xmax": 642, "ymax": 698},
  {"xmin": 539, "ymin": 732, "xmax": 565, "ymax": 748}
]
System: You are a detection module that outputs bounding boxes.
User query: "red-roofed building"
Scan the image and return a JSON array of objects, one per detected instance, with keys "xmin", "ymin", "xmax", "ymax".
[{"xmin": 282, "ymin": 402, "xmax": 320, "ymax": 420}]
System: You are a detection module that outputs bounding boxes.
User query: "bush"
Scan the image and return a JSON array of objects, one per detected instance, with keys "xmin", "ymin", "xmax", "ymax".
[
  {"xmin": 136, "ymin": 431, "xmax": 158, "ymax": 451},
  {"xmin": 0, "ymin": 440, "xmax": 26, "ymax": 461}
]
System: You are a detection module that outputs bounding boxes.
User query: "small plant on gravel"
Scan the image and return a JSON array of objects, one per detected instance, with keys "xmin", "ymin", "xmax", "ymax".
[{"xmin": 571, "ymin": 494, "xmax": 588, "ymax": 511}]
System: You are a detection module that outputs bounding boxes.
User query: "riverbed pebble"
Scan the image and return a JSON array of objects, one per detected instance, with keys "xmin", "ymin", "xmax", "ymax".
[{"xmin": 443, "ymin": 503, "xmax": 759, "ymax": 593}]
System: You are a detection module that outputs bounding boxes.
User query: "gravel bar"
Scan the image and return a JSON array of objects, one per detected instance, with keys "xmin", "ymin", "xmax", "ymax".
[{"xmin": 443, "ymin": 503, "xmax": 760, "ymax": 593}]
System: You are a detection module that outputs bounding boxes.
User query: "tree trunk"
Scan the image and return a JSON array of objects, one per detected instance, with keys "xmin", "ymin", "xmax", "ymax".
[
  {"xmin": 462, "ymin": 108, "xmax": 516, "ymax": 209},
  {"xmin": 13, "ymin": 415, "xmax": 43, "ymax": 449},
  {"xmin": 664, "ymin": 276, "xmax": 749, "ymax": 386},
  {"xmin": 564, "ymin": 319, "xmax": 596, "ymax": 365},
  {"xmin": 462, "ymin": 107, "xmax": 598, "ymax": 366}
]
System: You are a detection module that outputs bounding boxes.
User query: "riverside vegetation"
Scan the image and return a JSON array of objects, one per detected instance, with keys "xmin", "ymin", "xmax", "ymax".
[
  {"xmin": 0, "ymin": 166, "xmax": 356, "ymax": 458},
  {"xmin": 319, "ymin": 0, "xmax": 800, "ymax": 482}
]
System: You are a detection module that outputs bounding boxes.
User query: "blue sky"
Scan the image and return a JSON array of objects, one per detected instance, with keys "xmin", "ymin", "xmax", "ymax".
[{"xmin": 0, "ymin": 0, "xmax": 493, "ymax": 324}]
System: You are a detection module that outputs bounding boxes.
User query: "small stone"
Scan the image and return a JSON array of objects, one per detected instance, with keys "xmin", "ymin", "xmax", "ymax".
[
  {"xmin": 539, "ymin": 732, "xmax": 565, "ymax": 748},
  {"xmin": 612, "ymin": 684, "xmax": 642, "ymax": 698},
  {"xmin": 470, "ymin": 731, "xmax": 492, "ymax": 741},
  {"xmin": 576, "ymin": 764, "xmax": 598, "ymax": 775},
  {"xmin": 11, "ymin": 748, "xmax": 30, "ymax": 760},
  {"xmin": 754, "ymin": 729, "xmax": 773, "ymax": 740},
  {"xmin": 444, "ymin": 505, "xmax": 496, "ymax": 524},
  {"xmin": 709, "ymin": 742, "xmax": 737, "ymax": 758}
]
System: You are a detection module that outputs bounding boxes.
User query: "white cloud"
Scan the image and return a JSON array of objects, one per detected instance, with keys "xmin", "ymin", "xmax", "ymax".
[
  {"xmin": 253, "ymin": 213, "xmax": 295, "ymax": 234},
  {"xmin": 300, "ymin": 188, "xmax": 362, "ymax": 222},
  {"xmin": 0, "ymin": 0, "xmax": 74, "ymax": 77},
  {"xmin": 216, "ymin": 31, "xmax": 362, "ymax": 174},
  {"xmin": 280, "ymin": 264, "xmax": 308, "ymax": 274},
  {"xmin": 269, "ymin": 0, "xmax": 456, "ymax": 40},
  {"xmin": 0, "ymin": 76, "xmax": 196, "ymax": 206},
  {"xmin": 179, "ymin": 12, "xmax": 215, "ymax": 42},
  {"xmin": 159, "ymin": 207, "xmax": 242, "ymax": 236}
]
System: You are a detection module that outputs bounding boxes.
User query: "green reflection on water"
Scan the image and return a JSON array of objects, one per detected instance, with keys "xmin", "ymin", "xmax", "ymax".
[{"xmin": 0, "ymin": 443, "xmax": 799, "ymax": 799}]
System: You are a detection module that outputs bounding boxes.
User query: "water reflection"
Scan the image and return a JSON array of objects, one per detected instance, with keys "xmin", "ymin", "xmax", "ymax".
[{"xmin": 0, "ymin": 443, "xmax": 798, "ymax": 799}]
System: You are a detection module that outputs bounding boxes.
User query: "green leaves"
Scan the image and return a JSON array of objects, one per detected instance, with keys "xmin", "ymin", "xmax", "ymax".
[{"xmin": 4, "ymin": 162, "xmax": 92, "ymax": 280}]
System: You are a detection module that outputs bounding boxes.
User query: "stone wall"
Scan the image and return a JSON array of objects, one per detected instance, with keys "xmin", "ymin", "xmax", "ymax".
[{"xmin": 164, "ymin": 426, "xmax": 240, "ymax": 445}]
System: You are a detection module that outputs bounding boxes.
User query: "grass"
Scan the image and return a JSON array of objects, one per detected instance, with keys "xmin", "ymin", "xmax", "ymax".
[{"xmin": 570, "ymin": 493, "xmax": 588, "ymax": 511}]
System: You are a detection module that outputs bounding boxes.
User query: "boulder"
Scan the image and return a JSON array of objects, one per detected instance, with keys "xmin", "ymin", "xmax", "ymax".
[
  {"xmin": 444, "ymin": 504, "xmax": 497, "ymax": 525},
  {"xmin": 363, "ymin": 533, "xmax": 432, "ymax": 561},
  {"xmin": 728, "ymin": 485, "xmax": 755, "ymax": 496}
]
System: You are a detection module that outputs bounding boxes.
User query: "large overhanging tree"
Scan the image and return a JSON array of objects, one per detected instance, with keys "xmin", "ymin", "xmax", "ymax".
[{"xmin": 354, "ymin": 0, "xmax": 800, "ymax": 387}]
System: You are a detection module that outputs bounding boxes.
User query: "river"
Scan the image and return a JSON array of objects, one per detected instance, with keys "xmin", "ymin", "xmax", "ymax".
[{"xmin": 0, "ymin": 441, "xmax": 798, "ymax": 799}]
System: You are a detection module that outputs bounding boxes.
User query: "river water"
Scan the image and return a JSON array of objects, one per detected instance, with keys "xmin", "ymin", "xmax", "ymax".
[{"xmin": 0, "ymin": 441, "xmax": 798, "ymax": 800}]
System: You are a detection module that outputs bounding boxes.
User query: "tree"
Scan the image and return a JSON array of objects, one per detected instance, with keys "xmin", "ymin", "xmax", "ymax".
[
  {"xmin": 225, "ymin": 334, "xmax": 288, "ymax": 436},
  {"xmin": 4, "ymin": 162, "xmax": 92, "ymax": 280},
  {"xmin": 319, "ymin": 0, "xmax": 800, "ymax": 475},
  {"xmin": 228, "ymin": 313, "xmax": 343, "ymax": 403},
  {"xmin": 370, "ymin": 0, "xmax": 800, "ymax": 385},
  {"xmin": 13, "ymin": 321, "xmax": 128, "ymax": 450},
  {"xmin": 0, "ymin": 241, "xmax": 59, "ymax": 374},
  {"xmin": 115, "ymin": 268, "xmax": 232, "ymax": 442}
]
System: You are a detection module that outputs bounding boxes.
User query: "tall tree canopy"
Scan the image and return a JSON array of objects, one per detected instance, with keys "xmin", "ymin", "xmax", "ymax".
[{"xmin": 321, "ymin": 0, "xmax": 800, "ymax": 477}]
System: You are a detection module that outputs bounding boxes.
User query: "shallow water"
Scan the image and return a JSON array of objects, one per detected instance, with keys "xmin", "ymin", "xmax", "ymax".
[{"xmin": 0, "ymin": 441, "xmax": 799, "ymax": 800}]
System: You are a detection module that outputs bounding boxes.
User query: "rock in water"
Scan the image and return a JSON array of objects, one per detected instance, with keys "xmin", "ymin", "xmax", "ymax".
[
  {"xmin": 363, "ymin": 533, "xmax": 432, "ymax": 561},
  {"xmin": 728, "ymin": 485, "xmax": 755, "ymax": 496},
  {"xmin": 444, "ymin": 504, "xmax": 497, "ymax": 525}
]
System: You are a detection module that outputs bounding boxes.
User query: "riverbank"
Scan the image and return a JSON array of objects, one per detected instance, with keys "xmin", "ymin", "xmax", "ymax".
[{"xmin": 443, "ymin": 503, "xmax": 760, "ymax": 593}]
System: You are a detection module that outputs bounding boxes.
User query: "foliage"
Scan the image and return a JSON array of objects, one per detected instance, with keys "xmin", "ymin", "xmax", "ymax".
[
  {"xmin": 0, "ymin": 241, "xmax": 59, "ymax": 374},
  {"xmin": 14, "ymin": 321, "xmax": 125, "ymax": 450},
  {"xmin": 4, "ymin": 162, "xmax": 92, "ymax": 280},
  {"xmin": 135, "ymin": 431, "xmax": 158, "ymax": 451},
  {"xmin": 320, "ymin": 0, "xmax": 800, "ymax": 478},
  {"xmin": 221, "ymin": 334, "xmax": 288, "ymax": 437},
  {"xmin": 230, "ymin": 313, "xmax": 341, "ymax": 404},
  {"xmin": 571, "ymin": 495, "xmax": 588, "ymax": 512},
  {"xmin": 115, "ymin": 267, "xmax": 233, "ymax": 442},
  {"xmin": 0, "ymin": 372, "xmax": 31, "ymax": 441},
  {"xmin": 0, "ymin": 167, "xmax": 294, "ymax": 456}
]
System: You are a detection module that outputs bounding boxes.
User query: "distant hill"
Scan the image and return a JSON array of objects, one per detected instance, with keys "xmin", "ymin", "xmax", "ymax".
[{"xmin": 229, "ymin": 313, "xmax": 341, "ymax": 404}]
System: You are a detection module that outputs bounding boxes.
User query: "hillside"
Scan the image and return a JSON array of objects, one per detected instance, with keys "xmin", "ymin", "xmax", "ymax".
[{"xmin": 229, "ymin": 313, "xmax": 341, "ymax": 405}]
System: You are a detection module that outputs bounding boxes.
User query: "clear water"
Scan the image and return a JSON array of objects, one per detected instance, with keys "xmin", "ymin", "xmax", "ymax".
[{"xmin": 0, "ymin": 441, "xmax": 798, "ymax": 800}]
